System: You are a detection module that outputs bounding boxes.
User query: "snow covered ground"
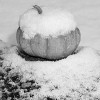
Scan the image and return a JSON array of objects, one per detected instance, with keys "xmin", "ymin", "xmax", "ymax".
[
  {"xmin": 0, "ymin": 0, "xmax": 100, "ymax": 50},
  {"xmin": 0, "ymin": 41, "xmax": 100, "ymax": 99},
  {"xmin": 0, "ymin": 1, "xmax": 100, "ymax": 99}
]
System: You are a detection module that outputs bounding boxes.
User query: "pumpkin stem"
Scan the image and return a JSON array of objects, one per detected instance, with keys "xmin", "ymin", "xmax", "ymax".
[{"xmin": 33, "ymin": 5, "xmax": 42, "ymax": 14}]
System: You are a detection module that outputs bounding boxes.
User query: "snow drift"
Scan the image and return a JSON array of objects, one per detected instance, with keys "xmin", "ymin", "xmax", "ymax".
[{"xmin": 0, "ymin": 41, "xmax": 100, "ymax": 99}]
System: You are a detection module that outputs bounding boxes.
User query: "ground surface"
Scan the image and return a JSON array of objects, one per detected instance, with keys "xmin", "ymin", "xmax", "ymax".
[
  {"xmin": 0, "ymin": 43, "xmax": 100, "ymax": 100},
  {"xmin": 0, "ymin": 0, "xmax": 100, "ymax": 50},
  {"xmin": 0, "ymin": 1, "xmax": 100, "ymax": 100}
]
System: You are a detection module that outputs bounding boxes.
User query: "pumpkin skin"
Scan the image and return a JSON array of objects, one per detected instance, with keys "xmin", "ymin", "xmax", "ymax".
[{"xmin": 16, "ymin": 27, "xmax": 81, "ymax": 60}]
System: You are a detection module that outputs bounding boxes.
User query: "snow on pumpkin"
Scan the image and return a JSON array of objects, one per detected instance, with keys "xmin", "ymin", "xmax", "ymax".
[{"xmin": 19, "ymin": 5, "xmax": 77, "ymax": 38}]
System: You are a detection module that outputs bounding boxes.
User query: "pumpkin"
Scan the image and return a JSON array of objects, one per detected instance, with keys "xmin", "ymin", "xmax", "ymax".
[{"xmin": 16, "ymin": 5, "xmax": 81, "ymax": 60}]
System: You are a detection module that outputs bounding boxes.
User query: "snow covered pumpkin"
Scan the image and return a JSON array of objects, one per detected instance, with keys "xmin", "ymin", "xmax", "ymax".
[{"xmin": 16, "ymin": 5, "xmax": 81, "ymax": 60}]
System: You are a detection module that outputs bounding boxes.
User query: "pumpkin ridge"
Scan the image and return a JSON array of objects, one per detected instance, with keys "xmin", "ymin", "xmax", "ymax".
[
  {"xmin": 76, "ymin": 27, "xmax": 81, "ymax": 46},
  {"xmin": 63, "ymin": 30, "xmax": 75, "ymax": 57},
  {"xmin": 63, "ymin": 33, "xmax": 70, "ymax": 57},
  {"xmin": 45, "ymin": 38, "xmax": 49, "ymax": 58},
  {"xmin": 58, "ymin": 35, "xmax": 65, "ymax": 58},
  {"xmin": 30, "ymin": 39, "xmax": 36, "ymax": 56},
  {"xmin": 59, "ymin": 35, "xmax": 67, "ymax": 58},
  {"xmin": 16, "ymin": 27, "xmax": 22, "ymax": 49},
  {"xmin": 19, "ymin": 29, "xmax": 24, "ymax": 51}
]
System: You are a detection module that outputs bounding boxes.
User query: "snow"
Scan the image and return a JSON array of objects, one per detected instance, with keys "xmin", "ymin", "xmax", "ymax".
[
  {"xmin": 1, "ymin": 44, "xmax": 100, "ymax": 99},
  {"xmin": 19, "ymin": 6, "xmax": 76, "ymax": 39},
  {"xmin": 0, "ymin": 0, "xmax": 100, "ymax": 99}
]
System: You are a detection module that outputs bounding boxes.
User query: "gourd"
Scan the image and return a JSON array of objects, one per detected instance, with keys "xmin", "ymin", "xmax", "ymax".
[{"xmin": 16, "ymin": 5, "xmax": 81, "ymax": 60}]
